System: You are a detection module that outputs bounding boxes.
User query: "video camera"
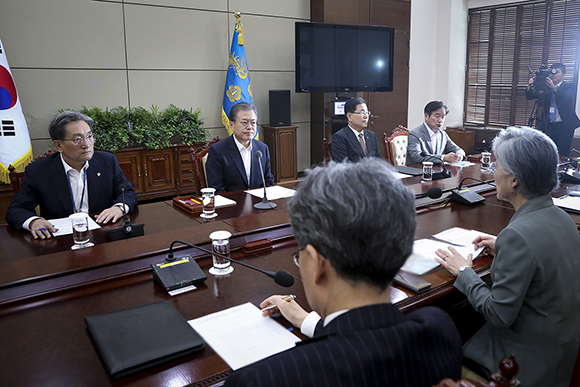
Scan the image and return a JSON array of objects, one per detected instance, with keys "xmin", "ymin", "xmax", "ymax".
[{"xmin": 529, "ymin": 64, "xmax": 556, "ymax": 96}]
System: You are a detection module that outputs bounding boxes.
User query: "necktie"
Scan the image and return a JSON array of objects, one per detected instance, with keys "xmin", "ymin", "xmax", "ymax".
[
  {"xmin": 550, "ymin": 93, "xmax": 557, "ymax": 122},
  {"xmin": 358, "ymin": 133, "xmax": 367, "ymax": 156}
]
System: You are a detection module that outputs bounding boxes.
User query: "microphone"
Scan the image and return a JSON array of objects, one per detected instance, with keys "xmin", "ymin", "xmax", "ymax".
[
  {"xmin": 166, "ymin": 240, "xmax": 294, "ymax": 287},
  {"xmin": 253, "ymin": 150, "xmax": 277, "ymax": 210},
  {"xmin": 426, "ymin": 186, "xmax": 443, "ymax": 199},
  {"xmin": 104, "ymin": 185, "xmax": 145, "ymax": 241}
]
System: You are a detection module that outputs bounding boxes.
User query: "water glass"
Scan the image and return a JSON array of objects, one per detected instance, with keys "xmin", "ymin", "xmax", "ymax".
[
  {"xmin": 200, "ymin": 188, "xmax": 217, "ymax": 219},
  {"xmin": 208, "ymin": 230, "xmax": 234, "ymax": 275},
  {"xmin": 422, "ymin": 161, "xmax": 433, "ymax": 181},
  {"xmin": 69, "ymin": 213, "xmax": 93, "ymax": 250},
  {"xmin": 481, "ymin": 152, "xmax": 492, "ymax": 172}
]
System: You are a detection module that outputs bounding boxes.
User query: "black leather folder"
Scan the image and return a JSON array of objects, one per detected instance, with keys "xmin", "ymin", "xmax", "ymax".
[{"xmin": 85, "ymin": 301, "xmax": 205, "ymax": 379}]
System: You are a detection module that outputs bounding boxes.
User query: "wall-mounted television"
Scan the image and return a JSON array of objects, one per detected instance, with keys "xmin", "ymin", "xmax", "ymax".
[{"xmin": 295, "ymin": 22, "xmax": 394, "ymax": 93}]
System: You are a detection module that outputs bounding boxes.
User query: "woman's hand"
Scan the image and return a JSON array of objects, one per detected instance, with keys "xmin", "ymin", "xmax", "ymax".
[
  {"xmin": 472, "ymin": 235, "xmax": 497, "ymax": 256},
  {"xmin": 435, "ymin": 246, "xmax": 472, "ymax": 276}
]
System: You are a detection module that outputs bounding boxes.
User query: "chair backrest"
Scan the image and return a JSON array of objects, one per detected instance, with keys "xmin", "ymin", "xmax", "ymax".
[
  {"xmin": 8, "ymin": 150, "xmax": 55, "ymax": 194},
  {"xmin": 384, "ymin": 125, "xmax": 409, "ymax": 166},
  {"xmin": 190, "ymin": 136, "xmax": 221, "ymax": 194},
  {"xmin": 322, "ymin": 138, "xmax": 332, "ymax": 165},
  {"xmin": 433, "ymin": 354, "xmax": 520, "ymax": 387}
]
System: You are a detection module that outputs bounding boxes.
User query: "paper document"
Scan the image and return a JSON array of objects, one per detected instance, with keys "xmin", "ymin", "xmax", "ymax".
[
  {"xmin": 245, "ymin": 185, "xmax": 296, "ymax": 200},
  {"xmin": 445, "ymin": 161, "xmax": 474, "ymax": 167},
  {"xmin": 432, "ymin": 227, "xmax": 495, "ymax": 247},
  {"xmin": 48, "ymin": 216, "xmax": 101, "ymax": 237},
  {"xmin": 188, "ymin": 302, "xmax": 300, "ymax": 370},
  {"xmin": 402, "ymin": 227, "xmax": 491, "ymax": 275},
  {"xmin": 395, "ymin": 172, "xmax": 411, "ymax": 179},
  {"xmin": 214, "ymin": 195, "xmax": 237, "ymax": 208},
  {"xmin": 553, "ymin": 195, "xmax": 580, "ymax": 213}
]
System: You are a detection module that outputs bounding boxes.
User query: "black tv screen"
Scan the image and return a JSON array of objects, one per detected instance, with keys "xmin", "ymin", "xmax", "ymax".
[{"xmin": 295, "ymin": 22, "xmax": 394, "ymax": 93}]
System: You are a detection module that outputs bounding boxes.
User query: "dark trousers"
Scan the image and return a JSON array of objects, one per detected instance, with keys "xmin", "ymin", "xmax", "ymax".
[{"xmin": 547, "ymin": 121, "xmax": 574, "ymax": 156}]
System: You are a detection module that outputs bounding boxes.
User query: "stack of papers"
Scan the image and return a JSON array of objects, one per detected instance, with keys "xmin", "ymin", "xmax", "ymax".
[
  {"xmin": 188, "ymin": 302, "xmax": 300, "ymax": 370},
  {"xmin": 401, "ymin": 227, "xmax": 493, "ymax": 275},
  {"xmin": 215, "ymin": 195, "xmax": 237, "ymax": 208},
  {"xmin": 553, "ymin": 193, "xmax": 580, "ymax": 213},
  {"xmin": 245, "ymin": 186, "xmax": 296, "ymax": 200},
  {"xmin": 445, "ymin": 161, "xmax": 475, "ymax": 167}
]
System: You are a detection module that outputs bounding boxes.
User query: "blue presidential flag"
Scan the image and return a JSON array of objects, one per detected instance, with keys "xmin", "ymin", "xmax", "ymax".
[
  {"xmin": 0, "ymin": 37, "xmax": 32, "ymax": 184},
  {"xmin": 222, "ymin": 11, "xmax": 257, "ymax": 139}
]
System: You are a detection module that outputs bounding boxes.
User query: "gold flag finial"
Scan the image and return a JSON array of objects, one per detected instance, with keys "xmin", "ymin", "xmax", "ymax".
[{"xmin": 234, "ymin": 10, "xmax": 244, "ymax": 46}]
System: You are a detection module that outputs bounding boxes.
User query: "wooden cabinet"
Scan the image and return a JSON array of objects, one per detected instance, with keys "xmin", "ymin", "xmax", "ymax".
[
  {"xmin": 115, "ymin": 144, "xmax": 202, "ymax": 201},
  {"xmin": 262, "ymin": 125, "xmax": 298, "ymax": 183}
]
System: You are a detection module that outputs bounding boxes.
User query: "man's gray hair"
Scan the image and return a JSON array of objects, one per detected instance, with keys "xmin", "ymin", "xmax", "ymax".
[
  {"xmin": 288, "ymin": 158, "xmax": 416, "ymax": 291},
  {"xmin": 492, "ymin": 126, "xmax": 559, "ymax": 199},
  {"xmin": 49, "ymin": 111, "xmax": 94, "ymax": 141}
]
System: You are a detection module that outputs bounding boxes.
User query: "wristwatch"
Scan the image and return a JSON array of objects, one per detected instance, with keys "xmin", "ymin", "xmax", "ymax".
[{"xmin": 456, "ymin": 265, "xmax": 470, "ymax": 277}]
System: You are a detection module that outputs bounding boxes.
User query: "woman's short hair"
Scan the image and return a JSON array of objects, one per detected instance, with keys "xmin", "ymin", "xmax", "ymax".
[{"xmin": 492, "ymin": 126, "xmax": 559, "ymax": 198}]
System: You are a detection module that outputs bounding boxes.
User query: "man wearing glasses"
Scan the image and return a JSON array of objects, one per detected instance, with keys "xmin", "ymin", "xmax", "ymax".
[
  {"xmin": 225, "ymin": 159, "xmax": 462, "ymax": 387},
  {"xmin": 331, "ymin": 97, "xmax": 381, "ymax": 162},
  {"xmin": 206, "ymin": 102, "xmax": 274, "ymax": 193},
  {"xmin": 6, "ymin": 110, "xmax": 137, "ymax": 239},
  {"xmin": 407, "ymin": 100, "xmax": 465, "ymax": 165}
]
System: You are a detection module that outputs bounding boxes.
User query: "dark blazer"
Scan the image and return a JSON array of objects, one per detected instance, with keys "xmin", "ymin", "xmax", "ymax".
[
  {"xmin": 6, "ymin": 150, "xmax": 137, "ymax": 230},
  {"xmin": 331, "ymin": 126, "xmax": 381, "ymax": 162},
  {"xmin": 456, "ymin": 195, "xmax": 580, "ymax": 386},
  {"xmin": 224, "ymin": 304, "xmax": 463, "ymax": 387},
  {"xmin": 205, "ymin": 135, "xmax": 274, "ymax": 193},
  {"xmin": 406, "ymin": 123, "xmax": 465, "ymax": 165},
  {"xmin": 526, "ymin": 81, "xmax": 580, "ymax": 133}
]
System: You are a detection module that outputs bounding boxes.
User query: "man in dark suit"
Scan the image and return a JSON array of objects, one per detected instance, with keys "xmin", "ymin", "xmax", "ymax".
[
  {"xmin": 225, "ymin": 158, "xmax": 463, "ymax": 387},
  {"xmin": 6, "ymin": 111, "xmax": 137, "ymax": 239},
  {"xmin": 331, "ymin": 97, "xmax": 381, "ymax": 162},
  {"xmin": 206, "ymin": 102, "xmax": 274, "ymax": 193},
  {"xmin": 526, "ymin": 63, "xmax": 580, "ymax": 156},
  {"xmin": 407, "ymin": 100, "xmax": 465, "ymax": 165}
]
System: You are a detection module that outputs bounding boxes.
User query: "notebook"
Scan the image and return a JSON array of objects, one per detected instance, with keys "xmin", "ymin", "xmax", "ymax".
[{"xmin": 85, "ymin": 301, "xmax": 205, "ymax": 379}]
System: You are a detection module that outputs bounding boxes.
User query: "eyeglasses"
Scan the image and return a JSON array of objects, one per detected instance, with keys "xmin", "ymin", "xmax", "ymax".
[
  {"xmin": 238, "ymin": 120, "xmax": 257, "ymax": 127},
  {"xmin": 62, "ymin": 134, "xmax": 95, "ymax": 146},
  {"xmin": 351, "ymin": 110, "xmax": 371, "ymax": 117},
  {"xmin": 292, "ymin": 250, "xmax": 300, "ymax": 267},
  {"xmin": 489, "ymin": 162, "xmax": 497, "ymax": 175}
]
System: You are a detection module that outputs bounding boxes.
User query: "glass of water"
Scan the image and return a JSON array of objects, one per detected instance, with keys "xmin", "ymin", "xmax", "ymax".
[
  {"xmin": 69, "ymin": 212, "xmax": 94, "ymax": 250},
  {"xmin": 481, "ymin": 152, "xmax": 492, "ymax": 172},
  {"xmin": 200, "ymin": 188, "xmax": 217, "ymax": 219},
  {"xmin": 422, "ymin": 161, "xmax": 433, "ymax": 181},
  {"xmin": 208, "ymin": 230, "xmax": 234, "ymax": 275}
]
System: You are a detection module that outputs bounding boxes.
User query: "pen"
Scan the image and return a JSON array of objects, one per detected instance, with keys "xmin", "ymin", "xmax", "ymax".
[{"xmin": 260, "ymin": 294, "xmax": 296, "ymax": 313}]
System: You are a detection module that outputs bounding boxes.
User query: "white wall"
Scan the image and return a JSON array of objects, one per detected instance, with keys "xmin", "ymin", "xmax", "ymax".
[
  {"xmin": 0, "ymin": 0, "xmax": 313, "ymax": 171},
  {"xmin": 408, "ymin": 0, "xmax": 468, "ymax": 130}
]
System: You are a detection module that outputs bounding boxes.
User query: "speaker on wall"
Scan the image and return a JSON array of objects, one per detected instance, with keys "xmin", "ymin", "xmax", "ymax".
[{"xmin": 269, "ymin": 90, "xmax": 291, "ymax": 127}]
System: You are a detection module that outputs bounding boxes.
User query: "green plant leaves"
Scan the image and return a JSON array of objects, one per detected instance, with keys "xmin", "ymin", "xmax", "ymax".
[{"xmin": 77, "ymin": 105, "xmax": 207, "ymax": 152}]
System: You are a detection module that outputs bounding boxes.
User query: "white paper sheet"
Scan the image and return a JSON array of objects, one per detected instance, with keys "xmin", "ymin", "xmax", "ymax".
[
  {"xmin": 432, "ymin": 227, "xmax": 495, "ymax": 247},
  {"xmin": 48, "ymin": 216, "xmax": 101, "ymax": 236},
  {"xmin": 394, "ymin": 172, "xmax": 411, "ymax": 179},
  {"xmin": 188, "ymin": 302, "xmax": 300, "ymax": 370},
  {"xmin": 401, "ymin": 230, "xmax": 487, "ymax": 276},
  {"xmin": 245, "ymin": 185, "xmax": 296, "ymax": 200},
  {"xmin": 553, "ymin": 195, "xmax": 580, "ymax": 213},
  {"xmin": 214, "ymin": 195, "xmax": 237, "ymax": 208}
]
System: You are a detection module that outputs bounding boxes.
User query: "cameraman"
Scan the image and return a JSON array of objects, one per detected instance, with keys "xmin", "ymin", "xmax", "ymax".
[{"xmin": 526, "ymin": 63, "xmax": 580, "ymax": 156}]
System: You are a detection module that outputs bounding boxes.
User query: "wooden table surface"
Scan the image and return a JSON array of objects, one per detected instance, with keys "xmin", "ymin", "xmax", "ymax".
[{"xmin": 1, "ymin": 162, "xmax": 579, "ymax": 387}]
